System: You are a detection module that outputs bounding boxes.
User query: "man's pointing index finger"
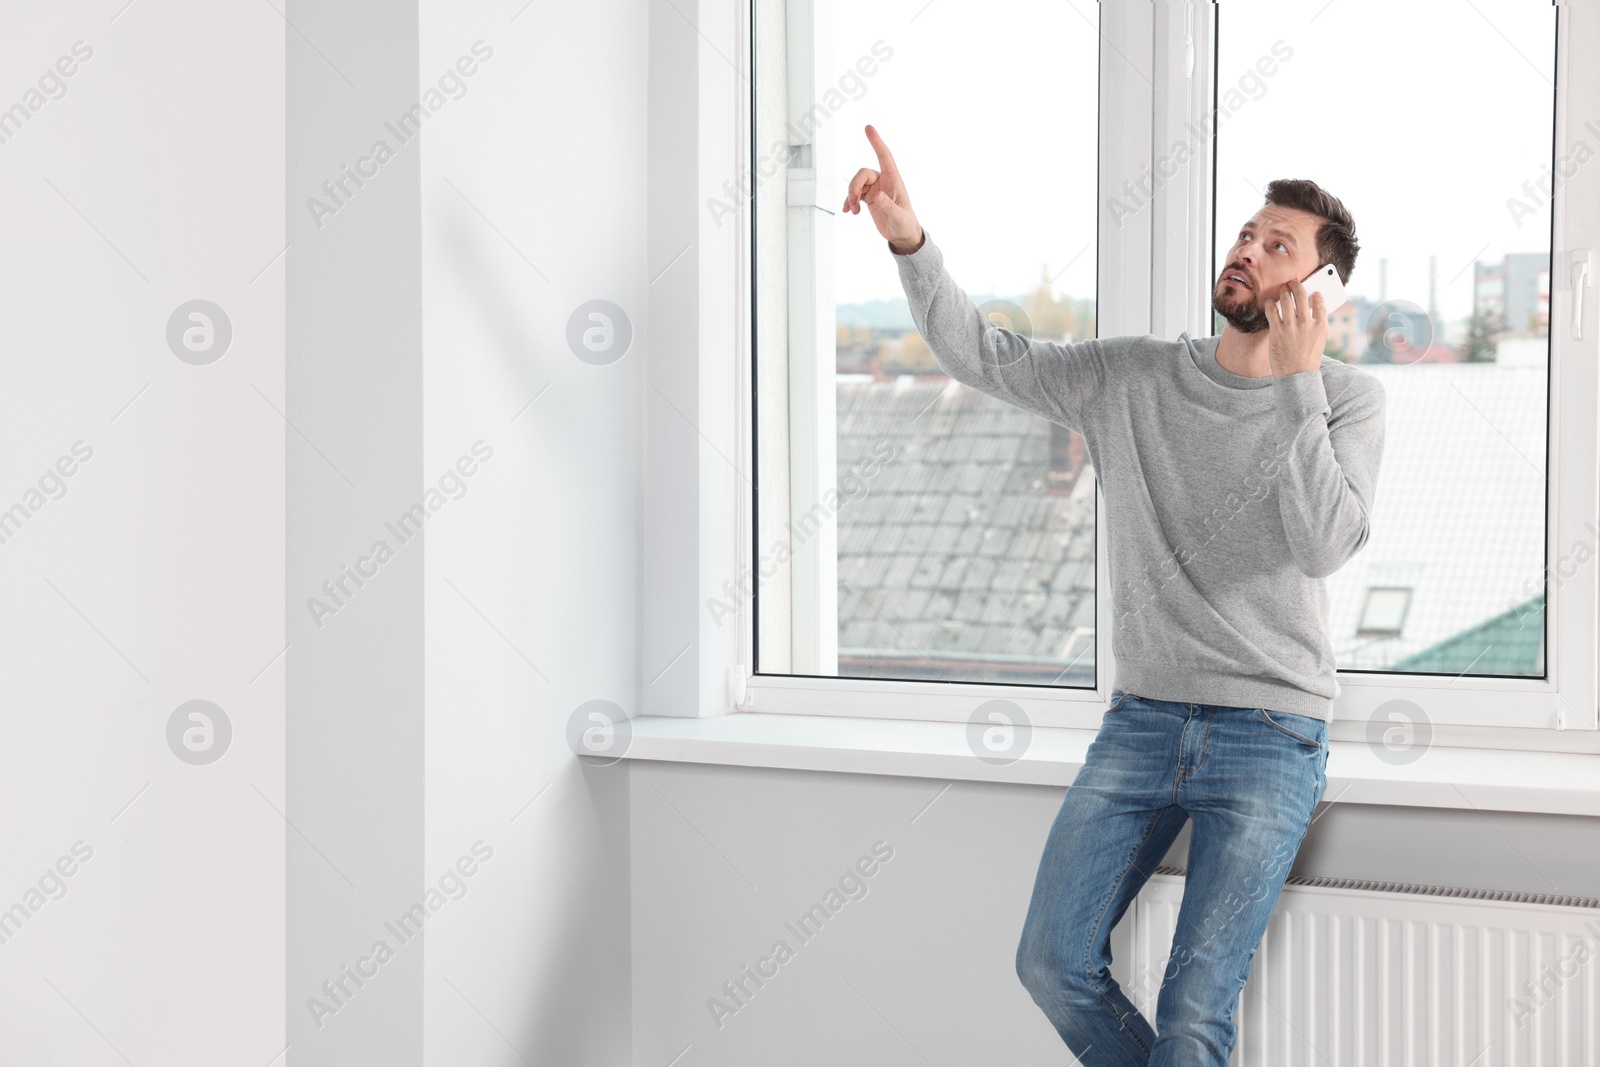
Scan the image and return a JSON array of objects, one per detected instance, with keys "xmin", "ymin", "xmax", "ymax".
[{"xmin": 865, "ymin": 124, "xmax": 898, "ymax": 175}]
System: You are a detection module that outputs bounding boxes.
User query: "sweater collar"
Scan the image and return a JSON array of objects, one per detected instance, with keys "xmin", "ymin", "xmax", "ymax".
[{"xmin": 1182, "ymin": 331, "xmax": 1275, "ymax": 391}]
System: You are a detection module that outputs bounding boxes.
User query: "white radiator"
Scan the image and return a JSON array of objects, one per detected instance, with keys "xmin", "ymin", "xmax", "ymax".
[{"xmin": 1110, "ymin": 868, "xmax": 1600, "ymax": 1066}]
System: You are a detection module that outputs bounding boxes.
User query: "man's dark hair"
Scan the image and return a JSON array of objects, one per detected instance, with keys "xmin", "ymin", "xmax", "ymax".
[{"xmin": 1264, "ymin": 178, "xmax": 1359, "ymax": 285}]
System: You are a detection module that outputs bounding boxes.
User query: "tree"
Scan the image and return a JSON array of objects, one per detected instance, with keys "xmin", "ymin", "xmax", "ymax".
[
  {"xmin": 1462, "ymin": 306, "xmax": 1503, "ymax": 363},
  {"xmin": 1022, "ymin": 265, "xmax": 1095, "ymax": 341},
  {"xmin": 879, "ymin": 330, "xmax": 939, "ymax": 375}
]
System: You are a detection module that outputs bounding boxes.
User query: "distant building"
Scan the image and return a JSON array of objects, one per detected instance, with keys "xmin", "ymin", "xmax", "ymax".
[
  {"xmin": 1327, "ymin": 296, "xmax": 1372, "ymax": 362},
  {"xmin": 1474, "ymin": 253, "xmax": 1550, "ymax": 335}
]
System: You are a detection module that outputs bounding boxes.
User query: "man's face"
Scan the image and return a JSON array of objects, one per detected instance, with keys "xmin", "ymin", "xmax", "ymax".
[{"xmin": 1212, "ymin": 205, "xmax": 1323, "ymax": 334}]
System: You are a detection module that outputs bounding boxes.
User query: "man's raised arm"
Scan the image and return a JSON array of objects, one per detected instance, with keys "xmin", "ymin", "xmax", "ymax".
[{"xmin": 845, "ymin": 125, "xmax": 1111, "ymax": 432}]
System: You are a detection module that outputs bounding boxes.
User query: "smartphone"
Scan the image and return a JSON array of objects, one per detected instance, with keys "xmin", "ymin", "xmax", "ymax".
[{"xmin": 1298, "ymin": 263, "xmax": 1348, "ymax": 314}]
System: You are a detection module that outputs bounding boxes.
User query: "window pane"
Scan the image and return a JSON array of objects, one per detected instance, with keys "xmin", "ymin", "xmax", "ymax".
[
  {"xmin": 1215, "ymin": 0, "xmax": 1554, "ymax": 677},
  {"xmin": 754, "ymin": 1, "xmax": 1100, "ymax": 685}
]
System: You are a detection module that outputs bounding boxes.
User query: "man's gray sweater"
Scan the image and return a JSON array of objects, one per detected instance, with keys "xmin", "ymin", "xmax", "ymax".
[{"xmin": 892, "ymin": 231, "xmax": 1386, "ymax": 721}]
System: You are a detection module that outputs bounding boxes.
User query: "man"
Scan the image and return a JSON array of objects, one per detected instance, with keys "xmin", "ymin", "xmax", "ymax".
[{"xmin": 844, "ymin": 124, "xmax": 1385, "ymax": 1066}]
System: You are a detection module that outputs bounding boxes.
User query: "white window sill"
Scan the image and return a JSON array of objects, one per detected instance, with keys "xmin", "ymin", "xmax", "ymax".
[{"xmin": 621, "ymin": 712, "xmax": 1600, "ymax": 818}]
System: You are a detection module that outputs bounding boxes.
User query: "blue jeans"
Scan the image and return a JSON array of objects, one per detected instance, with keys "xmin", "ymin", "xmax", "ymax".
[{"xmin": 1015, "ymin": 690, "xmax": 1328, "ymax": 1066}]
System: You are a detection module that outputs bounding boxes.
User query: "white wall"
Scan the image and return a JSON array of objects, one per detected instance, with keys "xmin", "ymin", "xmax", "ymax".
[
  {"xmin": 419, "ymin": 1, "xmax": 640, "ymax": 1064},
  {"xmin": 0, "ymin": 4, "xmax": 285, "ymax": 1065},
  {"xmin": 632, "ymin": 762, "xmax": 1070, "ymax": 1064}
]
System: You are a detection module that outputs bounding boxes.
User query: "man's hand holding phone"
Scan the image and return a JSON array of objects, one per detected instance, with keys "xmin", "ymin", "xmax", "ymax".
[
  {"xmin": 844, "ymin": 125, "xmax": 924, "ymax": 255},
  {"xmin": 1264, "ymin": 272, "xmax": 1332, "ymax": 378}
]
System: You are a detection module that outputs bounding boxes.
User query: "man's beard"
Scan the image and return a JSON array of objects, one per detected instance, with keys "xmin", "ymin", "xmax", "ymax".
[{"xmin": 1213, "ymin": 279, "xmax": 1269, "ymax": 334}]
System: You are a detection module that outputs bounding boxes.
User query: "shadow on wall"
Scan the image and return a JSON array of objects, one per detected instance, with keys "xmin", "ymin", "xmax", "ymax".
[
  {"xmin": 428, "ymin": 200, "xmax": 633, "ymax": 1065},
  {"xmin": 434, "ymin": 190, "xmax": 556, "ymax": 423},
  {"xmin": 499, "ymin": 760, "xmax": 630, "ymax": 1066}
]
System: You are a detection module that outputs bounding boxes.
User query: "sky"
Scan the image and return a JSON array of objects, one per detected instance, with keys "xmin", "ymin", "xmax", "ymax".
[{"xmin": 823, "ymin": 0, "xmax": 1558, "ymax": 330}]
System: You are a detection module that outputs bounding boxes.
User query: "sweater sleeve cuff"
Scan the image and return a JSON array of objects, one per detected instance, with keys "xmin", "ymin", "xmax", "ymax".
[
  {"xmin": 890, "ymin": 229, "xmax": 941, "ymax": 283},
  {"xmin": 1271, "ymin": 368, "xmax": 1330, "ymax": 441}
]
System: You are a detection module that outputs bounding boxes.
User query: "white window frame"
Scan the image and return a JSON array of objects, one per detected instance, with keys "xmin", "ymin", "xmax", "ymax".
[{"xmin": 733, "ymin": 0, "xmax": 1600, "ymax": 757}]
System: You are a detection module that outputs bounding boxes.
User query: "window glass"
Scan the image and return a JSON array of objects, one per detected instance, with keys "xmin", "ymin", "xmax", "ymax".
[
  {"xmin": 756, "ymin": 0, "xmax": 1101, "ymax": 686},
  {"xmin": 1215, "ymin": 0, "xmax": 1555, "ymax": 677}
]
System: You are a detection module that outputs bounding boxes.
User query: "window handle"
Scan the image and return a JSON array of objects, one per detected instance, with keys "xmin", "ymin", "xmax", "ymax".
[{"xmin": 1572, "ymin": 248, "xmax": 1591, "ymax": 339}]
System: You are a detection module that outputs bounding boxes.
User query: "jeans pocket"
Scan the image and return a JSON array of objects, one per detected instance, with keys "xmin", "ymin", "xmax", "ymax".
[{"xmin": 1256, "ymin": 708, "xmax": 1326, "ymax": 750}]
